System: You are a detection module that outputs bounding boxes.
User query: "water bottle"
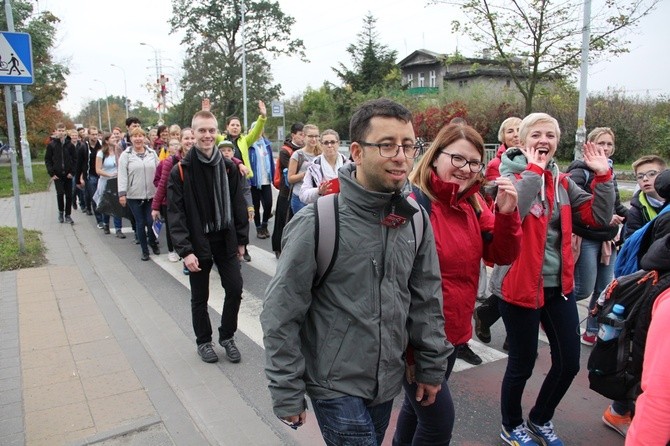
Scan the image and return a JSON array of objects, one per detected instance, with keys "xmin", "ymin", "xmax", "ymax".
[{"xmin": 597, "ymin": 304, "xmax": 625, "ymax": 342}]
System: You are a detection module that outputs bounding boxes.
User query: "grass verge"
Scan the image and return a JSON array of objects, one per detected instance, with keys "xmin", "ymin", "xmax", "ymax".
[
  {"xmin": 0, "ymin": 164, "xmax": 51, "ymax": 198},
  {"xmin": 0, "ymin": 226, "xmax": 47, "ymax": 271}
]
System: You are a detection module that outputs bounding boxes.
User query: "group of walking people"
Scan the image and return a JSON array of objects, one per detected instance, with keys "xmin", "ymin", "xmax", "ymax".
[{"xmin": 47, "ymin": 96, "xmax": 669, "ymax": 445}]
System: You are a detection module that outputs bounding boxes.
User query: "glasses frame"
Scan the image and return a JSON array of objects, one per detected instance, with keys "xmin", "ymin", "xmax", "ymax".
[
  {"xmin": 357, "ymin": 141, "xmax": 422, "ymax": 159},
  {"xmin": 439, "ymin": 151, "xmax": 485, "ymax": 173},
  {"xmin": 636, "ymin": 170, "xmax": 659, "ymax": 181},
  {"xmin": 277, "ymin": 417, "xmax": 303, "ymax": 430},
  {"xmin": 322, "ymin": 140, "xmax": 339, "ymax": 146}
]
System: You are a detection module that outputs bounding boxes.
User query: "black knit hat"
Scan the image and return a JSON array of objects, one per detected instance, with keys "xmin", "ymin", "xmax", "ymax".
[{"xmin": 654, "ymin": 169, "xmax": 670, "ymax": 201}]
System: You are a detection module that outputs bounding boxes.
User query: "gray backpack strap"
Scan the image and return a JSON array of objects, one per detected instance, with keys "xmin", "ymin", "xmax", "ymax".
[
  {"xmin": 314, "ymin": 194, "xmax": 339, "ymax": 287},
  {"xmin": 407, "ymin": 196, "xmax": 425, "ymax": 254}
]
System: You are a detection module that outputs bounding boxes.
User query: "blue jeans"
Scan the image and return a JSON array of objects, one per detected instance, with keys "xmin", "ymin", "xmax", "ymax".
[
  {"xmin": 311, "ymin": 395, "xmax": 393, "ymax": 446},
  {"xmin": 85, "ymin": 175, "xmax": 103, "ymax": 224},
  {"xmin": 290, "ymin": 193, "xmax": 306, "ymax": 215},
  {"xmin": 574, "ymin": 239, "xmax": 617, "ymax": 334},
  {"xmin": 126, "ymin": 198, "xmax": 156, "ymax": 256},
  {"xmin": 102, "ymin": 214, "xmax": 123, "ymax": 231},
  {"xmin": 393, "ymin": 351, "xmax": 457, "ymax": 446},
  {"xmin": 499, "ymin": 288, "xmax": 581, "ymax": 430}
]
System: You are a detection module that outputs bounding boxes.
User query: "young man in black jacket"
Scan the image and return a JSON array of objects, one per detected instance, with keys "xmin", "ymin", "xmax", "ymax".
[
  {"xmin": 167, "ymin": 110, "xmax": 249, "ymax": 364},
  {"xmin": 45, "ymin": 123, "xmax": 76, "ymax": 224}
]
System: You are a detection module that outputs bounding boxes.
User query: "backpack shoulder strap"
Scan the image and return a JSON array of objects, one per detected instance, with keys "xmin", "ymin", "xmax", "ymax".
[
  {"xmin": 407, "ymin": 195, "xmax": 425, "ymax": 254},
  {"xmin": 314, "ymin": 194, "xmax": 339, "ymax": 287}
]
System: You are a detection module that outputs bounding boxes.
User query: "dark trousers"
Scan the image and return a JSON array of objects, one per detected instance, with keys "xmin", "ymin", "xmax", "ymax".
[
  {"xmin": 499, "ymin": 288, "xmax": 581, "ymax": 429},
  {"xmin": 251, "ymin": 184, "xmax": 273, "ymax": 230},
  {"xmin": 73, "ymin": 180, "xmax": 85, "ymax": 208},
  {"xmin": 53, "ymin": 176, "xmax": 73, "ymax": 215},
  {"xmin": 312, "ymin": 396, "xmax": 394, "ymax": 446},
  {"xmin": 102, "ymin": 214, "xmax": 123, "ymax": 231},
  {"xmin": 393, "ymin": 351, "xmax": 457, "ymax": 446},
  {"xmin": 160, "ymin": 204, "xmax": 174, "ymax": 252},
  {"xmin": 127, "ymin": 199, "xmax": 156, "ymax": 256},
  {"xmin": 477, "ymin": 293, "xmax": 502, "ymax": 328},
  {"xmin": 85, "ymin": 175, "xmax": 103, "ymax": 224},
  {"xmin": 272, "ymin": 193, "xmax": 291, "ymax": 252},
  {"xmin": 188, "ymin": 238, "xmax": 243, "ymax": 345}
]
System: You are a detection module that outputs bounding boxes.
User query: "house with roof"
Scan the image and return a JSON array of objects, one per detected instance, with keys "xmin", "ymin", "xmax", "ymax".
[{"xmin": 398, "ymin": 48, "xmax": 530, "ymax": 94}]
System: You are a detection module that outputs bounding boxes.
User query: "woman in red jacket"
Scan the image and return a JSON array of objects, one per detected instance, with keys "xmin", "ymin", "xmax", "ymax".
[
  {"xmin": 496, "ymin": 113, "xmax": 614, "ymax": 446},
  {"xmin": 393, "ymin": 123, "xmax": 522, "ymax": 445}
]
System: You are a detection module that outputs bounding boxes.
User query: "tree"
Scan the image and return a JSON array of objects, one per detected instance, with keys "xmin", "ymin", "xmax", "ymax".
[
  {"xmin": 169, "ymin": 0, "xmax": 304, "ymax": 124},
  {"xmin": 0, "ymin": 1, "xmax": 69, "ymax": 156},
  {"xmin": 333, "ymin": 13, "xmax": 400, "ymax": 94},
  {"xmin": 436, "ymin": 0, "xmax": 659, "ymax": 114}
]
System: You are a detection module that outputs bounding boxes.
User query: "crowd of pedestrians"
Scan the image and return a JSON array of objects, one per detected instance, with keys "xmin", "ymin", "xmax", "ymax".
[{"xmin": 45, "ymin": 97, "xmax": 670, "ymax": 446}]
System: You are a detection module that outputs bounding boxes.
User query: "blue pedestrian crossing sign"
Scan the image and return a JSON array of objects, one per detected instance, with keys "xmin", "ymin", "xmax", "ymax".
[{"xmin": 0, "ymin": 32, "xmax": 33, "ymax": 85}]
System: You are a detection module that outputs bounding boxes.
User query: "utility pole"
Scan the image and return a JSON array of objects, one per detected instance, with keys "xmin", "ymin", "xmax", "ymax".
[
  {"xmin": 140, "ymin": 42, "xmax": 165, "ymax": 124},
  {"xmin": 93, "ymin": 79, "xmax": 111, "ymax": 132},
  {"xmin": 4, "ymin": 0, "xmax": 33, "ymax": 183},
  {"xmin": 110, "ymin": 64, "xmax": 129, "ymax": 118},
  {"xmin": 574, "ymin": 0, "xmax": 592, "ymax": 161},
  {"xmin": 241, "ymin": 0, "xmax": 248, "ymax": 130}
]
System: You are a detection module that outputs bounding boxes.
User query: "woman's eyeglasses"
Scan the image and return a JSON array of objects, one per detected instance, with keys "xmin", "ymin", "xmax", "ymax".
[{"xmin": 439, "ymin": 152, "xmax": 485, "ymax": 173}]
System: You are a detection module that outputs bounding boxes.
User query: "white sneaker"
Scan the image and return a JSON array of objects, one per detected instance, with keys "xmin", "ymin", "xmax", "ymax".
[{"xmin": 167, "ymin": 251, "xmax": 179, "ymax": 262}]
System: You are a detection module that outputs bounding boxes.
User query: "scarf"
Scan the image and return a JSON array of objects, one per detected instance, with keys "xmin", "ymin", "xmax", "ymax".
[{"xmin": 189, "ymin": 148, "xmax": 232, "ymax": 234}]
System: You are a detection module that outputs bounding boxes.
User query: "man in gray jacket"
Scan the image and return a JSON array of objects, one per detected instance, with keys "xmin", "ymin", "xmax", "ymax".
[{"xmin": 261, "ymin": 99, "xmax": 451, "ymax": 445}]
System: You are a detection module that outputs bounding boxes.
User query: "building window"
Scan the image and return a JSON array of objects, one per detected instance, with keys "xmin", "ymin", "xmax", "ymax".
[
  {"xmin": 458, "ymin": 80, "xmax": 468, "ymax": 88},
  {"xmin": 406, "ymin": 73, "xmax": 413, "ymax": 88},
  {"xmin": 418, "ymin": 72, "xmax": 425, "ymax": 87},
  {"xmin": 429, "ymin": 70, "xmax": 436, "ymax": 87},
  {"xmin": 506, "ymin": 79, "xmax": 511, "ymax": 87}
]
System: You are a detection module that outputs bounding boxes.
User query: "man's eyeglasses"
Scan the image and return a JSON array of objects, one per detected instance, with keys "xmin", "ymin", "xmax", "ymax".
[
  {"xmin": 278, "ymin": 417, "xmax": 303, "ymax": 430},
  {"xmin": 322, "ymin": 140, "xmax": 339, "ymax": 146},
  {"xmin": 357, "ymin": 141, "xmax": 422, "ymax": 159},
  {"xmin": 636, "ymin": 170, "xmax": 659, "ymax": 181},
  {"xmin": 440, "ymin": 152, "xmax": 485, "ymax": 173}
]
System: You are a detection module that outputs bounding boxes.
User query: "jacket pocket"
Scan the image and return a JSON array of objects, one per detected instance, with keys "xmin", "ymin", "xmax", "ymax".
[{"xmin": 317, "ymin": 316, "xmax": 351, "ymax": 384}]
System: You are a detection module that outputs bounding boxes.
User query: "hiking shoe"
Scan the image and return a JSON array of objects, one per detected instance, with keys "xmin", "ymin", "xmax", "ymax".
[
  {"xmin": 457, "ymin": 343, "xmax": 482, "ymax": 365},
  {"xmin": 57, "ymin": 212, "xmax": 64, "ymax": 223},
  {"xmin": 116, "ymin": 230, "xmax": 126, "ymax": 239},
  {"xmin": 243, "ymin": 248, "xmax": 251, "ymax": 262},
  {"xmin": 86, "ymin": 209, "xmax": 93, "ymax": 216},
  {"xmin": 197, "ymin": 342, "xmax": 219, "ymax": 363},
  {"xmin": 581, "ymin": 332, "xmax": 597, "ymax": 346},
  {"xmin": 64, "ymin": 215, "xmax": 74, "ymax": 224},
  {"xmin": 141, "ymin": 252, "xmax": 150, "ymax": 261},
  {"xmin": 501, "ymin": 423, "xmax": 539, "ymax": 446},
  {"xmin": 602, "ymin": 405, "xmax": 631, "ymax": 437},
  {"xmin": 150, "ymin": 243, "xmax": 160, "ymax": 255},
  {"xmin": 103, "ymin": 224, "xmax": 110, "ymax": 234},
  {"xmin": 168, "ymin": 251, "xmax": 179, "ymax": 262},
  {"xmin": 474, "ymin": 308, "xmax": 491, "ymax": 343},
  {"xmin": 97, "ymin": 223, "xmax": 104, "ymax": 229},
  {"xmin": 527, "ymin": 420, "xmax": 564, "ymax": 446},
  {"xmin": 219, "ymin": 337, "xmax": 241, "ymax": 363}
]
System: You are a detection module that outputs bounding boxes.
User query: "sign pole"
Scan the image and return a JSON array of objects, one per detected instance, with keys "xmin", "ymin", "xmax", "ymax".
[
  {"xmin": 4, "ymin": 0, "xmax": 33, "ymax": 183},
  {"xmin": 4, "ymin": 84, "xmax": 25, "ymax": 253}
]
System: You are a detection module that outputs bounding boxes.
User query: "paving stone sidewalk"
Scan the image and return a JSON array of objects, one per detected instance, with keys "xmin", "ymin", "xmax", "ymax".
[{"xmin": 0, "ymin": 188, "xmax": 281, "ymax": 445}]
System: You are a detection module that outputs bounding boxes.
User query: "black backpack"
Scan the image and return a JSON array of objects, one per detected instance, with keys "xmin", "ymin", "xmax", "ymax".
[{"xmin": 587, "ymin": 269, "xmax": 670, "ymax": 400}]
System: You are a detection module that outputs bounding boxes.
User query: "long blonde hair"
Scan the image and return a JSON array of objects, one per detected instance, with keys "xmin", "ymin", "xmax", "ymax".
[{"xmin": 302, "ymin": 124, "xmax": 322, "ymax": 156}]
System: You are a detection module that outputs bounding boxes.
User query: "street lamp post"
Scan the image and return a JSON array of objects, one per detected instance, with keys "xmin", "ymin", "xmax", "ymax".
[
  {"xmin": 93, "ymin": 79, "xmax": 112, "ymax": 132},
  {"xmin": 140, "ymin": 42, "xmax": 165, "ymax": 124},
  {"xmin": 89, "ymin": 88, "xmax": 102, "ymax": 130},
  {"xmin": 110, "ymin": 63, "xmax": 129, "ymax": 118}
]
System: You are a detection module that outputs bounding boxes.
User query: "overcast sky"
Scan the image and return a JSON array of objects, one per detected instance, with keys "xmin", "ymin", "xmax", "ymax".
[{"xmin": 39, "ymin": 0, "xmax": 670, "ymax": 119}]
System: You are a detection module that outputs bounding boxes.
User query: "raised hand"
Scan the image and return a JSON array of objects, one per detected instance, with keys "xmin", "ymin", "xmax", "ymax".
[
  {"xmin": 582, "ymin": 141, "xmax": 609, "ymax": 175},
  {"xmin": 520, "ymin": 145, "xmax": 549, "ymax": 171},
  {"xmin": 258, "ymin": 100, "xmax": 267, "ymax": 117},
  {"xmin": 493, "ymin": 177, "xmax": 518, "ymax": 214}
]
